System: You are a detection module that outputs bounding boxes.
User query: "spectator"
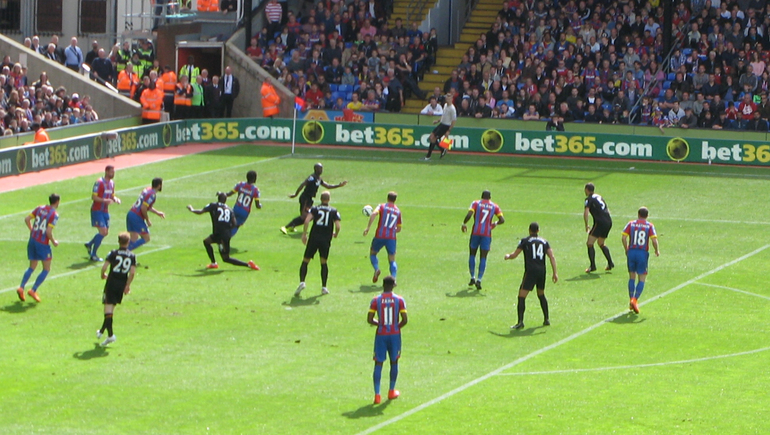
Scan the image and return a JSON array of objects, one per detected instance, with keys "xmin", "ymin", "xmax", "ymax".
[
  {"xmin": 140, "ymin": 81, "xmax": 164, "ymax": 123},
  {"xmin": 746, "ymin": 110, "xmax": 769, "ymax": 131},
  {"xmin": 265, "ymin": 0, "xmax": 283, "ymax": 38},
  {"xmin": 85, "ymin": 41, "xmax": 99, "ymax": 66},
  {"xmin": 738, "ymin": 93, "xmax": 757, "ymax": 128},
  {"xmin": 64, "ymin": 37, "xmax": 84, "ymax": 72},
  {"xmin": 420, "ymin": 96, "xmax": 443, "ymax": 116},
  {"xmin": 546, "ymin": 115, "xmax": 565, "ymax": 131},
  {"xmin": 190, "ymin": 75, "xmax": 205, "ymax": 118},
  {"xmin": 91, "ymin": 49, "xmax": 114, "ymax": 85},
  {"xmin": 347, "ymin": 92, "xmax": 363, "ymax": 110},
  {"xmin": 205, "ymin": 75, "xmax": 223, "ymax": 118},
  {"xmin": 678, "ymin": 107, "xmax": 698, "ymax": 129}
]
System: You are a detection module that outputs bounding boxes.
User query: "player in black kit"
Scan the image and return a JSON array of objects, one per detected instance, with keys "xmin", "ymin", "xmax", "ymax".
[
  {"xmin": 187, "ymin": 192, "xmax": 260, "ymax": 271},
  {"xmin": 583, "ymin": 182, "xmax": 614, "ymax": 273},
  {"xmin": 281, "ymin": 163, "xmax": 347, "ymax": 234},
  {"xmin": 294, "ymin": 191, "xmax": 341, "ymax": 297},
  {"xmin": 97, "ymin": 232, "xmax": 136, "ymax": 347},
  {"xmin": 505, "ymin": 222, "xmax": 558, "ymax": 330}
]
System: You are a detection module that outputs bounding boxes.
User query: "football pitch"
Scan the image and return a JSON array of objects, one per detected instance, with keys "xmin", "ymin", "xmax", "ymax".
[{"xmin": 1, "ymin": 144, "xmax": 769, "ymax": 434}]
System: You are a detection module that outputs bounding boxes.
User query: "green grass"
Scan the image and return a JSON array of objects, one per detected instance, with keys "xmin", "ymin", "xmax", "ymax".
[{"xmin": 1, "ymin": 145, "xmax": 769, "ymax": 434}]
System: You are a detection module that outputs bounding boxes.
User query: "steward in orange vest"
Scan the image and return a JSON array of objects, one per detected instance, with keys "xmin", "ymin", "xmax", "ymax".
[
  {"xmin": 174, "ymin": 76, "xmax": 193, "ymax": 120},
  {"xmin": 161, "ymin": 66, "xmax": 177, "ymax": 114},
  {"xmin": 197, "ymin": 0, "xmax": 220, "ymax": 11},
  {"xmin": 117, "ymin": 63, "xmax": 139, "ymax": 99},
  {"xmin": 140, "ymin": 81, "xmax": 164, "ymax": 123},
  {"xmin": 261, "ymin": 79, "xmax": 280, "ymax": 118},
  {"xmin": 33, "ymin": 123, "xmax": 50, "ymax": 142}
]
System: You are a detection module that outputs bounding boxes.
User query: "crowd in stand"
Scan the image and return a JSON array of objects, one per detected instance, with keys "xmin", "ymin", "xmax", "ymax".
[
  {"xmin": 432, "ymin": 0, "xmax": 770, "ymax": 132},
  {"xmin": 255, "ymin": 0, "xmax": 438, "ymax": 112}
]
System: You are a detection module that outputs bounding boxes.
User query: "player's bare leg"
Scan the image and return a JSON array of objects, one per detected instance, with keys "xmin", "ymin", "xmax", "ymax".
[
  {"xmin": 597, "ymin": 237, "xmax": 614, "ymax": 270},
  {"xmin": 423, "ymin": 133, "xmax": 438, "ymax": 160},
  {"xmin": 537, "ymin": 288, "xmax": 549, "ymax": 325},
  {"xmin": 512, "ymin": 287, "xmax": 529, "ymax": 329},
  {"xmin": 585, "ymin": 234, "xmax": 598, "ymax": 272}
]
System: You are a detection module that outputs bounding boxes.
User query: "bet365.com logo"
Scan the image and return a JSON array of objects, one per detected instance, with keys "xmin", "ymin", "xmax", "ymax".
[
  {"xmin": 302, "ymin": 121, "xmax": 324, "ymax": 144},
  {"xmin": 666, "ymin": 137, "xmax": 690, "ymax": 161},
  {"xmin": 481, "ymin": 129, "xmax": 504, "ymax": 153}
]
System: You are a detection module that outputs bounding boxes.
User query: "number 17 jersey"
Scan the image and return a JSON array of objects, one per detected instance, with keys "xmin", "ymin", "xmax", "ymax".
[{"xmin": 375, "ymin": 203, "xmax": 401, "ymax": 240}]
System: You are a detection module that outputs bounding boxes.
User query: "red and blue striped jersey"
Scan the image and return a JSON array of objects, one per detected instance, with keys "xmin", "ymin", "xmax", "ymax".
[
  {"xmin": 375, "ymin": 203, "xmax": 401, "ymax": 240},
  {"xmin": 469, "ymin": 199, "xmax": 502, "ymax": 237},
  {"xmin": 91, "ymin": 177, "xmax": 115, "ymax": 212},
  {"xmin": 622, "ymin": 219, "xmax": 657, "ymax": 251},
  {"xmin": 369, "ymin": 293, "xmax": 407, "ymax": 335},
  {"xmin": 231, "ymin": 182, "xmax": 260, "ymax": 214},
  {"xmin": 29, "ymin": 205, "xmax": 58, "ymax": 244},
  {"xmin": 130, "ymin": 187, "xmax": 157, "ymax": 217}
]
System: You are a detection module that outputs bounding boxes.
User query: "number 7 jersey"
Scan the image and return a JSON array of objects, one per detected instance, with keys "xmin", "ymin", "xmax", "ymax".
[{"xmin": 375, "ymin": 203, "xmax": 401, "ymax": 240}]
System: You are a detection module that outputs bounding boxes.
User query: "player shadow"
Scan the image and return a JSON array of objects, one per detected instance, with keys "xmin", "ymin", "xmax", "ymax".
[
  {"xmin": 342, "ymin": 401, "xmax": 392, "ymax": 419},
  {"xmin": 609, "ymin": 313, "xmax": 647, "ymax": 325},
  {"xmin": 446, "ymin": 288, "xmax": 486, "ymax": 298},
  {"xmin": 488, "ymin": 326, "xmax": 548, "ymax": 338},
  {"xmin": 498, "ymin": 169, "xmax": 610, "ymax": 182},
  {"xmin": 0, "ymin": 301, "xmax": 38, "ymax": 314},
  {"xmin": 171, "ymin": 269, "xmax": 226, "ymax": 278},
  {"xmin": 72, "ymin": 344, "xmax": 109, "ymax": 360},
  {"xmin": 349, "ymin": 285, "xmax": 381, "ymax": 294},
  {"xmin": 565, "ymin": 273, "xmax": 602, "ymax": 282},
  {"xmin": 282, "ymin": 294, "xmax": 323, "ymax": 307},
  {"xmin": 68, "ymin": 260, "xmax": 95, "ymax": 270}
]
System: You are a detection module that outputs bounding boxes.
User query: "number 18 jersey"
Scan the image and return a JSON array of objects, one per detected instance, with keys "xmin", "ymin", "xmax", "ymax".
[
  {"xmin": 375, "ymin": 203, "xmax": 401, "ymax": 240},
  {"xmin": 622, "ymin": 219, "xmax": 657, "ymax": 251}
]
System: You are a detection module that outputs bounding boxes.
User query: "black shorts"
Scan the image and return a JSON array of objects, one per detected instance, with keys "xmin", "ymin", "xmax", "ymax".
[
  {"xmin": 210, "ymin": 232, "xmax": 232, "ymax": 256},
  {"xmin": 304, "ymin": 237, "xmax": 331, "ymax": 259},
  {"xmin": 590, "ymin": 220, "xmax": 612, "ymax": 239},
  {"xmin": 432, "ymin": 123, "xmax": 450, "ymax": 139},
  {"xmin": 102, "ymin": 280, "xmax": 126, "ymax": 305},
  {"xmin": 299, "ymin": 196, "xmax": 314, "ymax": 214},
  {"xmin": 520, "ymin": 268, "xmax": 546, "ymax": 291}
]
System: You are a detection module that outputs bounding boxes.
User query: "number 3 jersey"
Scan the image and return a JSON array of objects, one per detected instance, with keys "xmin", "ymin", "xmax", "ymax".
[
  {"xmin": 309, "ymin": 204, "xmax": 341, "ymax": 241},
  {"xmin": 203, "ymin": 202, "xmax": 237, "ymax": 235},
  {"xmin": 105, "ymin": 248, "xmax": 137, "ymax": 284},
  {"xmin": 517, "ymin": 236, "xmax": 551, "ymax": 272}
]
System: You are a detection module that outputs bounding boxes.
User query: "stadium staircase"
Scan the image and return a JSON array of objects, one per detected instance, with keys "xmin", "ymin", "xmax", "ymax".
[{"xmin": 400, "ymin": 0, "xmax": 500, "ymax": 114}]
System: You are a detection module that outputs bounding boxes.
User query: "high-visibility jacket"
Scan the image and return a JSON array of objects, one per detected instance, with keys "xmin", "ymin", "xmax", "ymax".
[
  {"xmin": 191, "ymin": 83, "xmax": 205, "ymax": 106},
  {"xmin": 116, "ymin": 49, "xmax": 132, "ymax": 72},
  {"xmin": 197, "ymin": 0, "xmax": 220, "ymax": 11},
  {"xmin": 132, "ymin": 61, "xmax": 145, "ymax": 79},
  {"xmin": 34, "ymin": 128, "xmax": 50, "ymax": 143},
  {"xmin": 178, "ymin": 64, "xmax": 200, "ymax": 82},
  {"xmin": 261, "ymin": 81, "xmax": 280, "ymax": 117},
  {"xmin": 161, "ymin": 71, "xmax": 177, "ymax": 94},
  {"xmin": 154, "ymin": 78, "xmax": 165, "ymax": 94},
  {"xmin": 136, "ymin": 47, "xmax": 154, "ymax": 74},
  {"xmin": 117, "ymin": 70, "xmax": 139, "ymax": 98},
  {"xmin": 174, "ymin": 83, "xmax": 192, "ymax": 106},
  {"xmin": 140, "ymin": 87, "xmax": 165, "ymax": 120}
]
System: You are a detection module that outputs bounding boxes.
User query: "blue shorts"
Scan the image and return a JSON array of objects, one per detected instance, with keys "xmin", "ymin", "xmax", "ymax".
[
  {"xmin": 126, "ymin": 211, "xmax": 149, "ymax": 234},
  {"xmin": 234, "ymin": 208, "xmax": 249, "ymax": 227},
  {"xmin": 371, "ymin": 238, "xmax": 397, "ymax": 255},
  {"xmin": 373, "ymin": 334, "xmax": 401, "ymax": 363},
  {"xmin": 27, "ymin": 239, "xmax": 52, "ymax": 261},
  {"xmin": 91, "ymin": 210, "xmax": 110, "ymax": 228},
  {"xmin": 469, "ymin": 234, "xmax": 492, "ymax": 251},
  {"xmin": 627, "ymin": 249, "xmax": 649, "ymax": 275}
]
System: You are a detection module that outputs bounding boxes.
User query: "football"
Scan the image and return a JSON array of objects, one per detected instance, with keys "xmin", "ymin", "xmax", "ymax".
[{"xmin": 362, "ymin": 205, "xmax": 373, "ymax": 216}]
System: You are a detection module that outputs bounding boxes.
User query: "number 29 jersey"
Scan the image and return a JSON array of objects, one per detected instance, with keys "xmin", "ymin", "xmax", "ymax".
[
  {"xmin": 375, "ymin": 203, "xmax": 401, "ymax": 240},
  {"xmin": 105, "ymin": 248, "xmax": 137, "ymax": 284},
  {"xmin": 517, "ymin": 236, "xmax": 551, "ymax": 272}
]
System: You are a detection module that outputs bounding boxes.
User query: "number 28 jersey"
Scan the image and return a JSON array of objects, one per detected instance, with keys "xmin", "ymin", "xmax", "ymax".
[
  {"xmin": 375, "ymin": 203, "xmax": 401, "ymax": 240},
  {"xmin": 622, "ymin": 219, "xmax": 657, "ymax": 251},
  {"xmin": 517, "ymin": 236, "xmax": 551, "ymax": 272},
  {"xmin": 203, "ymin": 202, "xmax": 236, "ymax": 235},
  {"xmin": 105, "ymin": 248, "xmax": 137, "ymax": 284}
]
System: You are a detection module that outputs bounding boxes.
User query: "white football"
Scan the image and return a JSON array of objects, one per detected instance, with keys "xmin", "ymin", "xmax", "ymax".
[{"xmin": 362, "ymin": 205, "xmax": 374, "ymax": 216}]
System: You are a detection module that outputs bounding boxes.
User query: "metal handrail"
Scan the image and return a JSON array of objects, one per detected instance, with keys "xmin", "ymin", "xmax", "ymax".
[
  {"xmin": 627, "ymin": 33, "xmax": 685, "ymax": 123},
  {"xmin": 406, "ymin": 0, "xmax": 433, "ymax": 25}
]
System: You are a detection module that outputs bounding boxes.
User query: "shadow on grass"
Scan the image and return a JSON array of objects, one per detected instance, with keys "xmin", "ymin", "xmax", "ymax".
[
  {"xmin": 565, "ymin": 273, "xmax": 602, "ymax": 282},
  {"xmin": 171, "ymin": 269, "xmax": 226, "ymax": 278},
  {"xmin": 282, "ymin": 294, "xmax": 322, "ymax": 307},
  {"xmin": 609, "ymin": 312, "xmax": 646, "ymax": 324},
  {"xmin": 68, "ymin": 260, "xmax": 95, "ymax": 270},
  {"xmin": 229, "ymin": 247, "xmax": 248, "ymax": 254},
  {"xmin": 349, "ymin": 285, "xmax": 380, "ymax": 294},
  {"xmin": 499, "ymin": 169, "xmax": 611, "ymax": 182},
  {"xmin": 446, "ymin": 288, "xmax": 485, "ymax": 298},
  {"xmin": 0, "ymin": 301, "xmax": 38, "ymax": 314},
  {"xmin": 342, "ymin": 400, "xmax": 392, "ymax": 419},
  {"xmin": 488, "ymin": 325, "xmax": 548, "ymax": 338},
  {"xmin": 73, "ymin": 344, "xmax": 109, "ymax": 360}
]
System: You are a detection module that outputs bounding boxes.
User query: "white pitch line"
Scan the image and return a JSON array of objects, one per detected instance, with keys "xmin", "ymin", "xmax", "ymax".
[
  {"xmin": 355, "ymin": 243, "xmax": 770, "ymax": 435},
  {"xmin": 0, "ymin": 245, "xmax": 172, "ymax": 295},
  {"xmin": 0, "ymin": 155, "xmax": 289, "ymax": 221},
  {"xmin": 497, "ymin": 346, "xmax": 770, "ymax": 376},
  {"xmin": 694, "ymin": 282, "xmax": 770, "ymax": 301}
]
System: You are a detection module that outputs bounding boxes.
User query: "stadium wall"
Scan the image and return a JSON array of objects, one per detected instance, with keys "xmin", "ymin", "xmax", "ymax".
[
  {"xmin": 0, "ymin": 116, "xmax": 140, "ymax": 150},
  {"xmin": 3, "ymin": 117, "xmax": 770, "ymax": 179}
]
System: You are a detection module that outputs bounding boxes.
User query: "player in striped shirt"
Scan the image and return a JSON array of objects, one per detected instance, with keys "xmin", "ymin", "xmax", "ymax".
[
  {"xmin": 85, "ymin": 165, "xmax": 121, "ymax": 262},
  {"xmin": 367, "ymin": 276, "xmax": 407, "ymax": 404},
  {"xmin": 126, "ymin": 178, "xmax": 165, "ymax": 251},
  {"xmin": 621, "ymin": 207, "xmax": 660, "ymax": 314},
  {"xmin": 17, "ymin": 194, "xmax": 60, "ymax": 303},
  {"xmin": 462, "ymin": 190, "xmax": 505, "ymax": 290},
  {"xmin": 364, "ymin": 192, "xmax": 401, "ymax": 283},
  {"xmin": 226, "ymin": 170, "xmax": 261, "ymax": 237}
]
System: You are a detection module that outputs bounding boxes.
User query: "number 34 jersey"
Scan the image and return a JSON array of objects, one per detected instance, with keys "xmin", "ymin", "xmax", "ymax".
[
  {"xmin": 203, "ymin": 202, "xmax": 237, "ymax": 235},
  {"xmin": 105, "ymin": 248, "xmax": 137, "ymax": 284},
  {"xmin": 309, "ymin": 204, "xmax": 341, "ymax": 242}
]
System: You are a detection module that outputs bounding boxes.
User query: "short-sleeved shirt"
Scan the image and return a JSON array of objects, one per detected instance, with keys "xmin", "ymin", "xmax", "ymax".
[
  {"xmin": 301, "ymin": 174, "xmax": 322, "ymax": 199},
  {"xmin": 130, "ymin": 187, "xmax": 157, "ymax": 217},
  {"xmin": 105, "ymin": 248, "xmax": 137, "ymax": 284},
  {"xmin": 29, "ymin": 205, "xmax": 58, "ymax": 244},
  {"xmin": 369, "ymin": 292, "xmax": 407, "ymax": 335},
  {"xmin": 231, "ymin": 182, "xmax": 260, "ymax": 215},
  {"xmin": 622, "ymin": 219, "xmax": 657, "ymax": 251},
  {"xmin": 91, "ymin": 177, "xmax": 115, "ymax": 213},
  {"xmin": 517, "ymin": 236, "xmax": 551, "ymax": 273},
  {"xmin": 308, "ymin": 204, "xmax": 340, "ymax": 242},
  {"xmin": 203, "ymin": 202, "xmax": 236, "ymax": 235},
  {"xmin": 469, "ymin": 199, "xmax": 502, "ymax": 237},
  {"xmin": 585, "ymin": 193, "xmax": 611, "ymax": 223},
  {"xmin": 374, "ymin": 203, "xmax": 401, "ymax": 240},
  {"xmin": 440, "ymin": 103, "xmax": 457, "ymax": 126}
]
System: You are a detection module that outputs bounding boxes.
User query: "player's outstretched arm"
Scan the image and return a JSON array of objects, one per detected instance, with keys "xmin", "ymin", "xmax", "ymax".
[
  {"xmin": 505, "ymin": 248, "xmax": 522, "ymax": 260},
  {"xmin": 367, "ymin": 311, "xmax": 378, "ymax": 327},
  {"xmin": 323, "ymin": 180, "xmax": 348, "ymax": 189},
  {"xmin": 363, "ymin": 209, "xmax": 379, "ymax": 236},
  {"xmin": 289, "ymin": 180, "xmax": 307, "ymax": 198},
  {"xmin": 100, "ymin": 261, "xmax": 110, "ymax": 279},
  {"xmin": 547, "ymin": 248, "xmax": 558, "ymax": 283},
  {"xmin": 187, "ymin": 205, "xmax": 205, "ymax": 215},
  {"xmin": 150, "ymin": 207, "xmax": 165, "ymax": 218}
]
